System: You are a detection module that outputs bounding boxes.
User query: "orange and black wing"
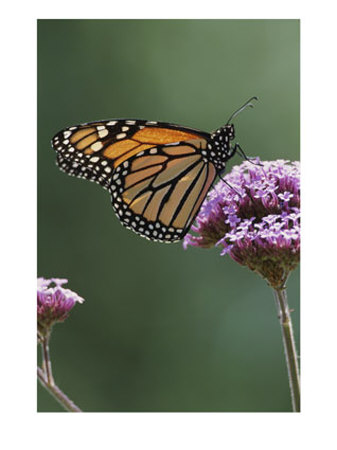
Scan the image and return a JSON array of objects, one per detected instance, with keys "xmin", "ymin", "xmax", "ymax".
[
  {"xmin": 111, "ymin": 140, "xmax": 217, "ymax": 242},
  {"xmin": 52, "ymin": 119, "xmax": 216, "ymax": 242}
]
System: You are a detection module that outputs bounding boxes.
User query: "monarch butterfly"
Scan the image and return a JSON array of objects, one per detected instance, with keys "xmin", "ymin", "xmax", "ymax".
[{"xmin": 52, "ymin": 97, "xmax": 257, "ymax": 243}]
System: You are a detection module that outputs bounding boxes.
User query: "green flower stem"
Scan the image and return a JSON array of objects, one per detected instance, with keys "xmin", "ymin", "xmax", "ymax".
[
  {"xmin": 38, "ymin": 330, "xmax": 82, "ymax": 412},
  {"xmin": 41, "ymin": 333, "xmax": 54, "ymax": 386},
  {"xmin": 273, "ymin": 286, "xmax": 300, "ymax": 412},
  {"xmin": 37, "ymin": 367, "xmax": 82, "ymax": 412}
]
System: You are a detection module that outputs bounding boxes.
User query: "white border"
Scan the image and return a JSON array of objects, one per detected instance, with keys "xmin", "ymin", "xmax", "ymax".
[{"xmin": 2, "ymin": 1, "xmax": 337, "ymax": 449}]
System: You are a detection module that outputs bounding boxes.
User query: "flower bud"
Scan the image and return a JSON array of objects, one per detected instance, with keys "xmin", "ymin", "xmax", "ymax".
[{"xmin": 37, "ymin": 278, "xmax": 84, "ymax": 336}]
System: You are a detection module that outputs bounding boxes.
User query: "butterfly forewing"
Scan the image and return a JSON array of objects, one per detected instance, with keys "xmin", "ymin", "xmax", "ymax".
[{"xmin": 52, "ymin": 120, "xmax": 209, "ymax": 180}]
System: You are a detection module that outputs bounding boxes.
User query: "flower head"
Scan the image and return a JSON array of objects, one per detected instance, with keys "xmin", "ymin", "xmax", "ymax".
[
  {"xmin": 37, "ymin": 278, "xmax": 84, "ymax": 335},
  {"xmin": 183, "ymin": 159, "xmax": 300, "ymax": 288}
]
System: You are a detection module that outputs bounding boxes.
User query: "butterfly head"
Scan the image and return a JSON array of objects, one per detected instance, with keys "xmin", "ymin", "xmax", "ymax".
[
  {"xmin": 208, "ymin": 97, "xmax": 258, "ymax": 171},
  {"xmin": 223, "ymin": 124, "xmax": 235, "ymax": 140},
  {"xmin": 212, "ymin": 124, "xmax": 235, "ymax": 145},
  {"xmin": 209, "ymin": 124, "xmax": 236, "ymax": 171}
]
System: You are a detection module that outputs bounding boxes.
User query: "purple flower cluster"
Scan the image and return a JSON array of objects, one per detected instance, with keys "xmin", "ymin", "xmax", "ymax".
[
  {"xmin": 37, "ymin": 278, "xmax": 84, "ymax": 334},
  {"xmin": 183, "ymin": 159, "xmax": 300, "ymax": 288}
]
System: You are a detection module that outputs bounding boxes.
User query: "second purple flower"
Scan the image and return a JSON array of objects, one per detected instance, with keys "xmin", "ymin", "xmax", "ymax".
[{"xmin": 183, "ymin": 159, "xmax": 300, "ymax": 288}]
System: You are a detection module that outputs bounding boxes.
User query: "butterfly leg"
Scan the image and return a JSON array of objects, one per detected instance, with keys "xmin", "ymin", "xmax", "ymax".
[{"xmin": 232, "ymin": 143, "xmax": 262, "ymax": 166}]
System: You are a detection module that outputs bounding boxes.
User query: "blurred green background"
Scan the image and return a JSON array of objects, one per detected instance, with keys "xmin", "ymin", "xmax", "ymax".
[{"xmin": 38, "ymin": 19, "xmax": 300, "ymax": 412}]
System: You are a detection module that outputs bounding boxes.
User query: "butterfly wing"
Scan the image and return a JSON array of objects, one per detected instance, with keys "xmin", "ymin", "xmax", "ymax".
[
  {"xmin": 52, "ymin": 119, "xmax": 209, "ymax": 187},
  {"xmin": 111, "ymin": 140, "xmax": 217, "ymax": 242},
  {"xmin": 52, "ymin": 119, "xmax": 216, "ymax": 242}
]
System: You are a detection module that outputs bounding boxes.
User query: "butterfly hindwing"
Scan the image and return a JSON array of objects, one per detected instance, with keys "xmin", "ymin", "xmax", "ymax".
[{"xmin": 109, "ymin": 140, "xmax": 217, "ymax": 242}]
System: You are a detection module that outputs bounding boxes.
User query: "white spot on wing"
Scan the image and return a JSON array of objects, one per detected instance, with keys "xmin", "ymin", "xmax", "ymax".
[
  {"xmin": 91, "ymin": 141, "xmax": 103, "ymax": 151},
  {"xmin": 98, "ymin": 129, "xmax": 109, "ymax": 138}
]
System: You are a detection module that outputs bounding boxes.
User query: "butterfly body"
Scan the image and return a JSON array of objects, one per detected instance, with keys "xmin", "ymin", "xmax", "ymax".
[{"xmin": 52, "ymin": 112, "xmax": 246, "ymax": 243}]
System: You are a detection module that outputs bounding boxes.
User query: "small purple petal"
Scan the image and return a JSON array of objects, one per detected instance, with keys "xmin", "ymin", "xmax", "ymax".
[
  {"xmin": 278, "ymin": 191, "xmax": 294, "ymax": 202},
  {"xmin": 254, "ymin": 189, "xmax": 269, "ymax": 199},
  {"xmin": 50, "ymin": 278, "xmax": 68, "ymax": 286},
  {"xmin": 225, "ymin": 214, "xmax": 241, "ymax": 227},
  {"xmin": 224, "ymin": 205, "xmax": 237, "ymax": 215}
]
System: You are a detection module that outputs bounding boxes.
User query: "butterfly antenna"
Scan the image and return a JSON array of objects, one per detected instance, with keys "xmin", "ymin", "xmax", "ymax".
[{"xmin": 226, "ymin": 96, "xmax": 258, "ymax": 125}]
